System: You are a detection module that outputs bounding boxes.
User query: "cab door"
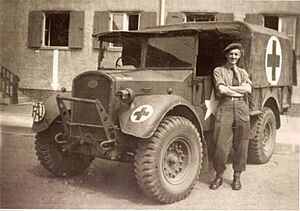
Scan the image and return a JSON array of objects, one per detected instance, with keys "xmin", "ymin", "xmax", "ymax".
[{"xmin": 194, "ymin": 75, "xmax": 216, "ymax": 131}]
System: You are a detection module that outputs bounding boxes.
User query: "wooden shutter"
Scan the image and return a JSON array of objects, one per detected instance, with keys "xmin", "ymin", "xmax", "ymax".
[
  {"xmin": 280, "ymin": 16, "xmax": 297, "ymax": 49},
  {"xmin": 93, "ymin": 11, "xmax": 109, "ymax": 49},
  {"xmin": 69, "ymin": 11, "xmax": 84, "ymax": 48},
  {"xmin": 166, "ymin": 12, "xmax": 184, "ymax": 24},
  {"xmin": 244, "ymin": 14, "xmax": 264, "ymax": 26},
  {"xmin": 297, "ymin": 15, "xmax": 300, "ymax": 56},
  {"xmin": 215, "ymin": 13, "xmax": 234, "ymax": 22},
  {"xmin": 140, "ymin": 12, "xmax": 157, "ymax": 29},
  {"xmin": 28, "ymin": 11, "xmax": 43, "ymax": 48},
  {"xmin": 292, "ymin": 50, "xmax": 297, "ymax": 85}
]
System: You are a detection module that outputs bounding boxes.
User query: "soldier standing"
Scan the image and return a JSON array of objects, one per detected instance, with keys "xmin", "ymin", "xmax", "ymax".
[{"xmin": 209, "ymin": 43, "xmax": 252, "ymax": 191}]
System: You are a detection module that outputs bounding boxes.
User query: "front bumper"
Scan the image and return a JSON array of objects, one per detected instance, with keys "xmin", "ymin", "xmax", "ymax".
[{"xmin": 56, "ymin": 94, "xmax": 117, "ymax": 152}]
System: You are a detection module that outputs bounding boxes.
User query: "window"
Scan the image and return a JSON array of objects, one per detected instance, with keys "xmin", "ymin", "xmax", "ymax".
[
  {"xmin": 28, "ymin": 11, "xmax": 84, "ymax": 49},
  {"xmin": 110, "ymin": 13, "xmax": 139, "ymax": 31},
  {"xmin": 128, "ymin": 15, "xmax": 139, "ymax": 30},
  {"xmin": 145, "ymin": 35, "xmax": 195, "ymax": 68},
  {"xmin": 93, "ymin": 11, "xmax": 157, "ymax": 49},
  {"xmin": 44, "ymin": 12, "xmax": 70, "ymax": 47},
  {"xmin": 166, "ymin": 12, "xmax": 233, "ymax": 24},
  {"xmin": 109, "ymin": 13, "xmax": 140, "ymax": 47},
  {"xmin": 264, "ymin": 15, "xmax": 297, "ymax": 49},
  {"xmin": 264, "ymin": 16, "xmax": 279, "ymax": 30},
  {"xmin": 111, "ymin": 13, "xmax": 124, "ymax": 31},
  {"xmin": 185, "ymin": 14, "xmax": 215, "ymax": 22}
]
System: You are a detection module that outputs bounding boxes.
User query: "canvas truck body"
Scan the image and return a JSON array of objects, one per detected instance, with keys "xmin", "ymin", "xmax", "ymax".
[{"xmin": 31, "ymin": 21, "xmax": 295, "ymax": 204}]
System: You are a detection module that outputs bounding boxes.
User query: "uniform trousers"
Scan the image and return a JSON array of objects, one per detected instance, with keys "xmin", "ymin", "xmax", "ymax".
[{"xmin": 213, "ymin": 99, "xmax": 250, "ymax": 175}]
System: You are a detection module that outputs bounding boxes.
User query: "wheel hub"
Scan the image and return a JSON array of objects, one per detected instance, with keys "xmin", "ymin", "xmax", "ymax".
[{"xmin": 163, "ymin": 141, "xmax": 188, "ymax": 181}]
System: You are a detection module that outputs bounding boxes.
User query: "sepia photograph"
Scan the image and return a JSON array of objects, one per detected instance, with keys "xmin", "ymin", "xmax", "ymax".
[{"xmin": 0, "ymin": 0, "xmax": 299, "ymax": 209}]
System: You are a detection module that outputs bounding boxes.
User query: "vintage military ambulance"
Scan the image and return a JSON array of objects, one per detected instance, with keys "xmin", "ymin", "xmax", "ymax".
[{"xmin": 32, "ymin": 21, "xmax": 296, "ymax": 203}]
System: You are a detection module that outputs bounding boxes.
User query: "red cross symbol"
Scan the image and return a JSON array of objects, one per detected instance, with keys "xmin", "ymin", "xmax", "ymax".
[
  {"xmin": 133, "ymin": 107, "xmax": 150, "ymax": 121},
  {"xmin": 267, "ymin": 40, "xmax": 280, "ymax": 81}
]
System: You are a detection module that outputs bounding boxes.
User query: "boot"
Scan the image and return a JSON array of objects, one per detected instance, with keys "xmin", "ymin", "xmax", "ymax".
[
  {"xmin": 209, "ymin": 174, "xmax": 223, "ymax": 190},
  {"xmin": 231, "ymin": 176, "xmax": 242, "ymax": 190}
]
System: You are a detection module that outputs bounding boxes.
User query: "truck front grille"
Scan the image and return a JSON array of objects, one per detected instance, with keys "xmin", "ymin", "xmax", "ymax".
[{"xmin": 72, "ymin": 73, "xmax": 111, "ymax": 126}]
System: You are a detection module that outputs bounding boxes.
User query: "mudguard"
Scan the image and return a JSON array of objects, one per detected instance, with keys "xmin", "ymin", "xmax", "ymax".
[
  {"xmin": 261, "ymin": 93, "xmax": 281, "ymax": 129},
  {"xmin": 118, "ymin": 95, "xmax": 204, "ymax": 139},
  {"xmin": 32, "ymin": 92, "xmax": 71, "ymax": 133}
]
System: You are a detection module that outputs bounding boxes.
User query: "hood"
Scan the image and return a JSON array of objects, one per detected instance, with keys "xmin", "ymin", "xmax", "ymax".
[{"xmin": 108, "ymin": 69, "xmax": 193, "ymax": 96}]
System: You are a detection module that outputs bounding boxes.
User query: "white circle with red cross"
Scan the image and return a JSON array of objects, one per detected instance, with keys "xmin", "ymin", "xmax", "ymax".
[
  {"xmin": 130, "ymin": 105, "xmax": 154, "ymax": 122},
  {"xmin": 265, "ymin": 36, "xmax": 282, "ymax": 85}
]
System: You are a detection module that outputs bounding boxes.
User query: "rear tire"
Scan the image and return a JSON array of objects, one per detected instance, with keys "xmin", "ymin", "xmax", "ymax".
[
  {"xmin": 248, "ymin": 107, "xmax": 276, "ymax": 164},
  {"xmin": 35, "ymin": 121, "xmax": 93, "ymax": 177},
  {"xmin": 134, "ymin": 116, "xmax": 203, "ymax": 204}
]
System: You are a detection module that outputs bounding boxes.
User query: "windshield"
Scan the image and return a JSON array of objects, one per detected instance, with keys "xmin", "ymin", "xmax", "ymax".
[
  {"xmin": 99, "ymin": 34, "xmax": 195, "ymax": 69},
  {"xmin": 145, "ymin": 35, "xmax": 195, "ymax": 68}
]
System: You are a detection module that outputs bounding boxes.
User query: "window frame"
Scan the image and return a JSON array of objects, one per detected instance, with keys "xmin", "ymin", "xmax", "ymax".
[
  {"xmin": 184, "ymin": 13, "xmax": 216, "ymax": 23},
  {"xmin": 28, "ymin": 10, "xmax": 84, "ymax": 50},
  {"xmin": 263, "ymin": 14, "xmax": 297, "ymax": 49},
  {"xmin": 109, "ymin": 12, "xmax": 141, "ymax": 49},
  {"xmin": 41, "ymin": 11, "xmax": 71, "ymax": 49},
  {"xmin": 264, "ymin": 15, "xmax": 279, "ymax": 30}
]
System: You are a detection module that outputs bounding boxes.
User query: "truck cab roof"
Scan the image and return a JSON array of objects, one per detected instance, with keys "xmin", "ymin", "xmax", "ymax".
[
  {"xmin": 93, "ymin": 21, "xmax": 290, "ymax": 42},
  {"xmin": 94, "ymin": 21, "xmax": 294, "ymax": 88}
]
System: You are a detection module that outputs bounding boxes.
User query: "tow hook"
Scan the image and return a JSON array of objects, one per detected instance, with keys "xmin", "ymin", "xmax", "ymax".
[
  {"xmin": 99, "ymin": 139, "xmax": 116, "ymax": 151},
  {"xmin": 55, "ymin": 132, "xmax": 67, "ymax": 144}
]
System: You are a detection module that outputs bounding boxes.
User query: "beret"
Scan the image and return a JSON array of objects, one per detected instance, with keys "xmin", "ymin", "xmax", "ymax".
[{"xmin": 223, "ymin": 43, "xmax": 243, "ymax": 53}]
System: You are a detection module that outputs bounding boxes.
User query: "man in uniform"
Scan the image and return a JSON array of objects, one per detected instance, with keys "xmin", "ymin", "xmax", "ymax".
[{"xmin": 209, "ymin": 43, "xmax": 252, "ymax": 191}]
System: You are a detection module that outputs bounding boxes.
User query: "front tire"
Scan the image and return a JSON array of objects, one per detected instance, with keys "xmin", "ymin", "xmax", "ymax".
[
  {"xmin": 248, "ymin": 107, "xmax": 276, "ymax": 164},
  {"xmin": 35, "ymin": 121, "xmax": 93, "ymax": 177},
  {"xmin": 134, "ymin": 116, "xmax": 203, "ymax": 204}
]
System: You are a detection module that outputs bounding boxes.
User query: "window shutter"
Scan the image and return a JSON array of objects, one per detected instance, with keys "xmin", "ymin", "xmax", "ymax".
[
  {"xmin": 166, "ymin": 12, "xmax": 184, "ymax": 24},
  {"xmin": 215, "ymin": 13, "xmax": 234, "ymax": 22},
  {"xmin": 297, "ymin": 15, "xmax": 300, "ymax": 56},
  {"xmin": 140, "ymin": 12, "xmax": 157, "ymax": 29},
  {"xmin": 68, "ymin": 11, "xmax": 84, "ymax": 48},
  {"xmin": 93, "ymin": 11, "xmax": 109, "ymax": 49},
  {"xmin": 280, "ymin": 16, "xmax": 297, "ymax": 49},
  {"xmin": 28, "ymin": 11, "xmax": 43, "ymax": 48},
  {"xmin": 244, "ymin": 14, "xmax": 264, "ymax": 26}
]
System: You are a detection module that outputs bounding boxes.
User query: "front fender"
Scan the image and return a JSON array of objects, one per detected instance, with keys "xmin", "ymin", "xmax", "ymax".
[
  {"xmin": 32, "ymin": 92, "xmax": 71, "ymax": 133},
  {"xmin": 118, "ymin": 95, "xmax": 202, "ymax": 139}
]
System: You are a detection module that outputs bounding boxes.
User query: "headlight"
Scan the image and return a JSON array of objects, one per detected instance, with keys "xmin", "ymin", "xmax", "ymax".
[
  {"xmin": 32, "ymin": 102, "xmax": 46, "ymax": 122},
  {"xmin": 61, "ymin": 87, "xmax": 67, "ymax": 92},
  {"xmin": 116, "ymin": 88, "xmax": 135, "ymax": 105}
]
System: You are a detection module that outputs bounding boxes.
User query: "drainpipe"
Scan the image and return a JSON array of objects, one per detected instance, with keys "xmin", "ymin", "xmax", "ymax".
[
  {"xmin": 159, "ymin": 0, "xmax": 165, "ymax": 25},
  {"xmin": 51, "ymin": 49, "xmax": 60, "ymax": 91}
]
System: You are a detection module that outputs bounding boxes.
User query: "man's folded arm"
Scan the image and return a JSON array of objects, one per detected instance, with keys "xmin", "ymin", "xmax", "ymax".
[
  {"xmin": 218, "ymin": 84, "xmax": 244, "ymax": 97},
  {"xmin": 228, "ymin": 82, "xmax": 252, "ymax": 94}
]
